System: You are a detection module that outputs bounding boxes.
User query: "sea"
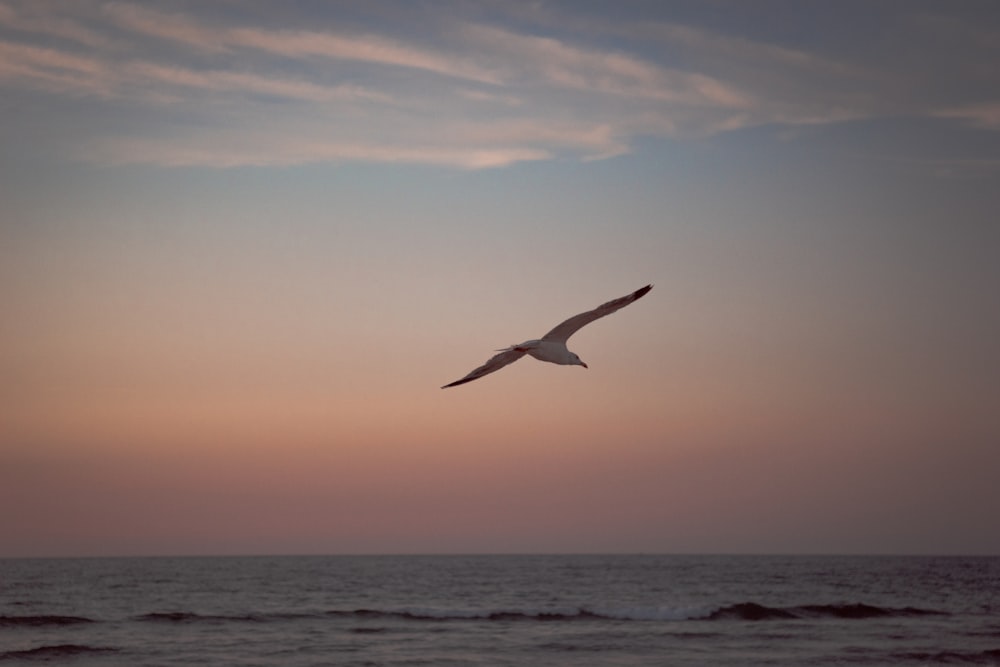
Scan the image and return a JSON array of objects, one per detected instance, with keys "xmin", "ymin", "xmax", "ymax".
[{"xmin": 1, "ymin": 555, "xmax": 998, "ymax": 666}]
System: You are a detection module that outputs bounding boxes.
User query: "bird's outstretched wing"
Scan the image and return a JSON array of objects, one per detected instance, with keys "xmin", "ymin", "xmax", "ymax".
[
  {"xmin": 441, "ymin": 347, "xmax": 529, "ymax": 388},
  {"xmin": 541, "ymin": 284, "xmax": 652, "ymax": 343}
]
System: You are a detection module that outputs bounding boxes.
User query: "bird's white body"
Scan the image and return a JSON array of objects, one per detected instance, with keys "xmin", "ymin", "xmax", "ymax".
[{"xmin": 505, "ymin": 340, "xmax": 586, "ymax": 367}]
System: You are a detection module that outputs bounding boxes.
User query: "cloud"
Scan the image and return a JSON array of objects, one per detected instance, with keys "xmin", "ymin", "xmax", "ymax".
[
  {"xmin": 3, "ymin": 2, "xmax": 996, "ymax": 169},
  {"xmin": 103, "ymin": 3, "xmax": 502, "ymax": 85},
  {"xmin": 124, "ymin": 62, "xmax": 390, "ymax": 104},
  {"xmin": 0, "ymin": 40, "xmax": 114, "ymax": 95},
  {"xmin": 933, "ymin": 102, "xmax": 1000, "ymax": 130},
  {"xmin": 642, "ymin": 21, "xmax": 865, "ymax": 81},
  {"xmin": 458, "ymin": 88, "xmax": 523, "ymax": 107},
  {"xmin": 85, "ymin": 134, "xmax": 552, "ymax": 170},
  {"xmin": 460, "ymin": 23, "xmax": 750, "ymax": 108},
  {"xmin": 0, "ymin": 0, "xmax": 112, "ymax": 49},
  {"xmin": 102, "ymin": 2, "xmax": 227, "ymax": 53},
  {"xmin": 0, "ymin": 38, "xmax": 391, "ymax": 106},
  {"xmin": 226, "ymin": 27, "xmax": 503, "ymax": 85},
  {"xmin": 621, "ymin": 20, "xmax": 880, "ymax": 128}
]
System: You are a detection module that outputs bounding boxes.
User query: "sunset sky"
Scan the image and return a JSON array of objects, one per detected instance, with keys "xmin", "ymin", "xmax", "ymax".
[{"xmin": 2, "ymin": 1, "xmax": 999, "ymax": 558}]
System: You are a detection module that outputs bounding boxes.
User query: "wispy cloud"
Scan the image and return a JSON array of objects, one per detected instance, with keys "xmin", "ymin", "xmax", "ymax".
[
  {"xmin": 0, "ymin": 40, "xmax": 114, "ymax": 95},
  {"xmin": 933, "ymin": 102, "xmax": 1000, "ymax": 130},
  {"xmin": 102, "ymin": 2, "xmax": 227, "ymax": 53},
  {"xmin": 642, "ymin": 21, "xmax": 866, "ymax": 81},
  {"xmin": 0, "ymin": 0, "xmax": 112, "ymax": 49},
  {"xmin": 460, "ymin": 23, "xmax": 750, "ymax": 108},
  {"xmin": 103, "ymin": 3, "xmax": 502, "ymax": 84},
  {"xmin": 0, "ymin": 34, "xmax": 390, "ymax": 106},
  {"xmin": 86, "ymin": 134, "xmax": 552, "ymax": 170},
  {"xmin": 2, "ymin": 1, "xmax": 997, "ymax": 169},
  {"xmin": 227, "ymin": 27, "xmax": 503, "ymax": 85},
  {"xmin": 124, "ymin": 62, "xmax": 389, "ymax": 104}
]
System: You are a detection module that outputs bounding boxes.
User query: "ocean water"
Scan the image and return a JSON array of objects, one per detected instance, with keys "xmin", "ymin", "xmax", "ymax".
[{"xmin": 1, "ymin": 555, "xmax": 998, "ymax": 666}]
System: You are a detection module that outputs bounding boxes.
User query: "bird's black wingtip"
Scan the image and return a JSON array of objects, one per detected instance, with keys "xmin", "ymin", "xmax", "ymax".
[{"xmin": 634, "ymin": 284, "xmax": 653, "ymax": 299}]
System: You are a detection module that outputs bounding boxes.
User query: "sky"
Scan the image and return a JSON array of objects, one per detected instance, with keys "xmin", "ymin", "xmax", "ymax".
[{"xmin": 2, "ymin": 0, "xmax": 999, "ymax": 558}]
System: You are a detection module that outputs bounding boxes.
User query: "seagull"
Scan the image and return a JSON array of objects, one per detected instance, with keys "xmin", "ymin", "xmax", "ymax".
[{"xmin": 442, "ymin": 284, "xmax": 652, "ymax": 388}]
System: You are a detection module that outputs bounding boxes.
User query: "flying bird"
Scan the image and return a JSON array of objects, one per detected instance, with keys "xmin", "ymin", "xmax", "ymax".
[{"xmin": 442, "ymin": 284, "xmax": 652, "ymax": 388}]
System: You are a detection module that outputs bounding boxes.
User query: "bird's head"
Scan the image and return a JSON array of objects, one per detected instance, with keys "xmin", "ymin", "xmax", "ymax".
[{"xmin": 571, "ymin": 353, "xmax": 588, "ymax": 369}]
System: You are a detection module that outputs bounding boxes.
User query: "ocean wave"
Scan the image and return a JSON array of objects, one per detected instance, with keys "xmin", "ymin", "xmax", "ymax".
[
  {"xmin": 136, "ymin": 611, "xmax": 262, "ymax": 623},
  {"xmin": 794, "ymin": 603, "xmax": 947, "ymax": 619},
  {"xmin": 704, "ymin": 603, "xmax": 797, "ymax": 620},
  {"xmin": 326, "ymin": 601, "xmax": 948, "ymax": 623},
  {"xmin": 124, "ymin": 601, "xmax": 948, "ymax": 626},
  {"xmin": 0, "ymin": 644, "xmax": 118, "ymax": 661},
  {"xmin": 705, "ymin": 602, "xmax": 948, "ymax": 621},
  {"xmin": 327, "ymin": 607, "xmax": 699, "ymax": 622},
  {"xmin": 136, "ymin": 610, "xmax": 332, "ymax": 624},
  {"xmin": 895, "ymin": 648, "xmax": 1000, "ymax": 664},
  {"xmin": 0, "ymin": 615, "xmax": 95, "ymax": 627}
]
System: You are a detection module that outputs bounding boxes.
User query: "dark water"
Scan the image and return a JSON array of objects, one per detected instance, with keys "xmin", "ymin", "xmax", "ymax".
[{"xmin": 1, "ymin": 555, "xmax": 998, "ymax": 665}]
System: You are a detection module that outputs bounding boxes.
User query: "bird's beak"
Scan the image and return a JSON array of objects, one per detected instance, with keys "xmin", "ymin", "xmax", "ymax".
[{"xmin": 581, "ymin": 361, "xmax": 588, "ymax": 368}]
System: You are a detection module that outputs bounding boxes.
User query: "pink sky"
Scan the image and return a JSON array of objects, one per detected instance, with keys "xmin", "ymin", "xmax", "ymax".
[{"xmin": 2, "ymin": 1, "xmax": 999, "ymax": 557}]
